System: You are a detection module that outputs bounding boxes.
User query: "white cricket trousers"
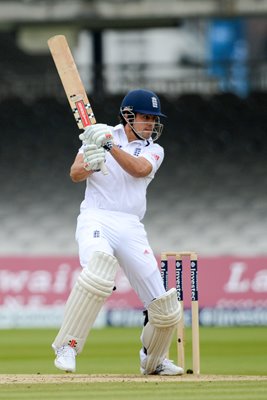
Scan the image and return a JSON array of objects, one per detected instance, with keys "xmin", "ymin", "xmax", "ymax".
[{"xmin": 75, "ymin": 208, "xmax": 166, "ymax": 308}]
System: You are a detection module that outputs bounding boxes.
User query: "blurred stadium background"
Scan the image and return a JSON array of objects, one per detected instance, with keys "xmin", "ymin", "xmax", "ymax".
[{"xmin": 0, "ymin": 0, "xmax": 267, "ymax": 328}]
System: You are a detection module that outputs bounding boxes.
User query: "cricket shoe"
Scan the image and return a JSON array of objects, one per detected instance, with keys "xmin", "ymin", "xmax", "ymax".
[
  {"xmin": 139, "ymin": 348, "xmax": 184, "ymax": 376},
  {"xmin": 52, "ymin": 344, "xmax": 77, "ymax": 373}
]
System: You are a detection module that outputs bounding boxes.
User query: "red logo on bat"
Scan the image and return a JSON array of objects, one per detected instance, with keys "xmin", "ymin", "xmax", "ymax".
[{"xmin": 76, "ymin": 100, "xmax": 91, "ymax": 127}]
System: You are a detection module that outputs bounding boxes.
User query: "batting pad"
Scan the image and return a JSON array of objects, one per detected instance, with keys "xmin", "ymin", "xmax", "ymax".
[
  {"xmin": 141, "ymin": 288, "xmax": 181, "ymax": 374},
  {"xmin": 52, "ymin": 251, "xmax": 118, "ymax": 353}
]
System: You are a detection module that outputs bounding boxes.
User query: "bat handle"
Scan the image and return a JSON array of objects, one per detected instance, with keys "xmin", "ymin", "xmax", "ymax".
[{"xmin": 100, "ymin": 161, "xmax": 109, "ymax": 175}]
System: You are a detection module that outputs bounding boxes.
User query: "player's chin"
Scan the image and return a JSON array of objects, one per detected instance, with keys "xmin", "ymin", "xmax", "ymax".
[{"xmin": 142, "ymin": 130, "xmax": 152, "ymax": 139}]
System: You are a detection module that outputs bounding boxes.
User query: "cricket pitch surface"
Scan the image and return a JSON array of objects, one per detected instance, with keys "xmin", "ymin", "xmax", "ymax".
[{"xmin": 0, "ymin": 374, "xmax": 267, "ymax": 384}]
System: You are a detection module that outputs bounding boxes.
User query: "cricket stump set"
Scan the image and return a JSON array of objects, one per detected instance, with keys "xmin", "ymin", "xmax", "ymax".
[{"xmin": 160, "ymin": 251, "xmax": 200, "ymax": 375}]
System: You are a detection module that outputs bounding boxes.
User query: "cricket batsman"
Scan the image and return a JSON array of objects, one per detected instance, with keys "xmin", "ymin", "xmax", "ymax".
[{"xmin": 52, "ymin": 88, "xmax": 183, "ymax": 375}]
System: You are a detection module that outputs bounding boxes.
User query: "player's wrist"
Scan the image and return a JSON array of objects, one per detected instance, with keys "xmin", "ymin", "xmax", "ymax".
[
  {"xmin": 83, "ymin": 164, "xmax": 100, "ymax": 174},
  {"xmin": 103, "ymin": 141, "xmax": 113, "ymax": 152}
]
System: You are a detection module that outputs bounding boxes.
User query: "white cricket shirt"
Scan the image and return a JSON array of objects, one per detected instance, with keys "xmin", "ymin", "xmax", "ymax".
[{"xmin": 78, "ymin": 123, "xmax": 164, "ymax": 220}]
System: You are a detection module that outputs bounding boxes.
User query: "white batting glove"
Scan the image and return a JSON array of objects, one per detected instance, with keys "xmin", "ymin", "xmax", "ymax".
[
  {"xmin": 83, "ymin": 144, "xmax": 106, "ymax": 172},
  {"xmin": 79, "ymin": 123, "xmax": 114, "ymax": 149}
]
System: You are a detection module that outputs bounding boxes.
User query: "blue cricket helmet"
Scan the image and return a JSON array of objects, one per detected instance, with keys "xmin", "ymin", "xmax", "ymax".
[{"xmin": 120, "ymin": 89, "xmax": 167, "ymax": 118}]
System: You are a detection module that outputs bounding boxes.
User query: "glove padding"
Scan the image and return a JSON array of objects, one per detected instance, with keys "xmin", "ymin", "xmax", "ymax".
[
  {"xmin": 83, "ymin": 144, "xmax": 106, "ymax": 172},
  {"xmin": 79, "ymin": 123, "xmax": 114, "ymax": 148}
]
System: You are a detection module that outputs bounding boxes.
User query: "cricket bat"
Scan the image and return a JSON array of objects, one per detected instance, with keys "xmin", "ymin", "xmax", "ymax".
[{"xmin": 47, "ymin": 34, "xmax": 108, "ymax": 175}]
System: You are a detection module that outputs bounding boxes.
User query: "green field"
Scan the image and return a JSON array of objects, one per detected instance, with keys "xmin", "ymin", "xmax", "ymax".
[{"xmin": 0, "ymin": 326, "xmax": 266, "ymax": 399}]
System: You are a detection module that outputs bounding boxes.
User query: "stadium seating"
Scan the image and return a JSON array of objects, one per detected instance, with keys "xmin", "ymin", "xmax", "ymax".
[{"xmin": 1, "ymin": 92, "xmax": 267, "ymax": 256}]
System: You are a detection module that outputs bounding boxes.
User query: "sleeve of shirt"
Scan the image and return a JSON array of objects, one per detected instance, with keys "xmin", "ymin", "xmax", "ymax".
[{"xmin": 141, "ymin": 143, "xmax": 164, "ymax": 177}]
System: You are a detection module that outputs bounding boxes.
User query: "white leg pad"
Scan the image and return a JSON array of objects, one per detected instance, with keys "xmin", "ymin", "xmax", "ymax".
[
  {"xmin": 52, "ymin": 251, "xmax": 118, "ymax": 353},
  {"xmin": 141, "ymin": 288, "xmax": 181, "ymax": 374}
]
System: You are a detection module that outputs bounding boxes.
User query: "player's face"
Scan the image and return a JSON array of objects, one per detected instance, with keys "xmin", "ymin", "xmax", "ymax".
[{"xmin": 133, "ymin": 113, "xmax": 157, "ymax": 139}]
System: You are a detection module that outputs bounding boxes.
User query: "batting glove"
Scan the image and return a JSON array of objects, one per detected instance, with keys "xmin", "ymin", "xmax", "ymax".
[
  {"xmin": 83, "ymin": 144, "xmax": 106, "ymax": 172},
  {"xmin": 79, "ymin": 123, "xmax": 114, "ymax": 148}
]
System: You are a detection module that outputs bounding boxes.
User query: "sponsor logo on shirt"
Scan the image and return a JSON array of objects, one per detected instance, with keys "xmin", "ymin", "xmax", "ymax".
[{"xmin": 151, "ymin": 153, "xmax": 160, "ymax": 161}]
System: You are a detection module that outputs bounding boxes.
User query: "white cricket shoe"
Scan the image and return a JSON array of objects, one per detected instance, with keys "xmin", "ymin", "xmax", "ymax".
[
  {"xmin": 53, "ymin": 345, "xmax": 77, "ymax": 373},
  {"xmin": 140, "ymin": 348, "xmax": 184, "ymax": 376}
]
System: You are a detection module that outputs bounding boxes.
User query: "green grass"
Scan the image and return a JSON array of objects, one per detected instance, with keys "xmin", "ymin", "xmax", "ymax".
[
  {"xmin": 0, "ymin": 326, "xmax": 266, "ymax": 399},
  {"xmin": 1, "ymin": 381, "xmax": 267, "ymax": 400},
  {"xmin": 0, "ymin": 326, "xmax": 266, "ymax": 375}
]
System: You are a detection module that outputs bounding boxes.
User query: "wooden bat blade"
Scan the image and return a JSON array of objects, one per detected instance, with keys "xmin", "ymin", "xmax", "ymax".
[
  {"xmin": 48, "ymin": 35, "xmax": 96, "ymax": 129},
  {"xmin": 48, "ymin": 35, "xmax": 108, "ymax": 175}
]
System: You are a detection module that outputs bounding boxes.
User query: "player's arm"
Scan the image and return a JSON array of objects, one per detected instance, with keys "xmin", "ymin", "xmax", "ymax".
[
  {"xmin": 70, "ymin": 146, "xmax": 152, "ymax": 180},
  {"xmin": 70, "ymin": 143, "xmax": 106, "ymax": 182},
  {"xmin": 109, "ymin": 145, "xmax": 152, "ymax": 178},
  {"xmin": 70, "ymin": 153, "xmax": 93, "ymax": 182}
]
